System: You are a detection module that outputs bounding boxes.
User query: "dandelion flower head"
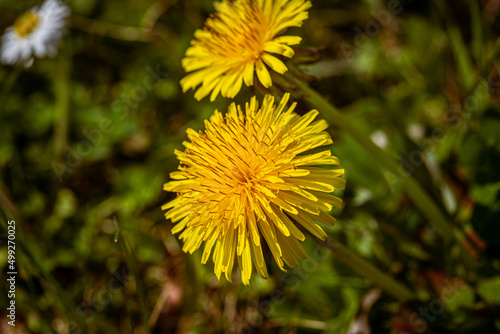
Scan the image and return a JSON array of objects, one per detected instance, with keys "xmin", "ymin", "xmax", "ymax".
[
  {"xmin": 180, "ymin": 0, "xmax": 312, "ymax": 101},
  {"xmin": 1, "ymin": 0, "xmax": 70, "ymax": 67},
  {"xmin": 163, "ymin": 94, "xmax": 345, "ymax": 285}
]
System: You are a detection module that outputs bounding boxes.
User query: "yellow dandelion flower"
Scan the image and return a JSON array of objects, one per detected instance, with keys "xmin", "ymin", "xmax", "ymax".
[
  {"xmin": 180, "ymin": 0, "xmax": 312, "ymax": 101},
  {"xmin": 162, "ymin": 93, "xmax": 345, "ymax": 285}
]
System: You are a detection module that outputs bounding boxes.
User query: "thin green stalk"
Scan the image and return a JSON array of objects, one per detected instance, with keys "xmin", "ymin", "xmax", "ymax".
[
  {"xmin": 313, "ymin": 235, "xmax": 418, "ymax": 301},
  {"xmin": 293, "ymin": 78, "xmax": 459, "ymax": 243},
  {"xmin": 434, "ymin": 0, "xmax": 476, "ymax": 90},
  {"xmin": 469, "ymin": 0, "xmax": 484, "ymax": 70},
  {"xmin": 117, "ymin": 226, "xmax": 150, "ymax": 333},
  {"xmin": 71, "ymin": 15, "xmax": 154, "ymax": 42},
  {"xmin": 468, "ymin": 38, "xmax": 500, "ymax": 97},
  {"xmin": 0, "ymin": 207, "xmax": 88, "ymax": 331},
  {"xmin": 53, "ymin": 55, "xmax": 71, "ymax": 158},
  {"xmin": 24, "ymin": 270, "xmax": 58, "ymax": 334},
  {"xmin": 0, "ymin": 67, "xmax": 21, "ymax": 114}
]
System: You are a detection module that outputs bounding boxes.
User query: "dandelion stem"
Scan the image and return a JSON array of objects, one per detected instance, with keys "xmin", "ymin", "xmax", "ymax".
[
  {"xmin": 312, "ymin": 235, "xmax": 418, "ymax": 301},
  {"xmin": 292, "ymin": 78, "xmax": 459, "ymax": 243}
]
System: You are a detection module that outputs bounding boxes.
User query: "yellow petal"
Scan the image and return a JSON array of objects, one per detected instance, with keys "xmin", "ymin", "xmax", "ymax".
[
  {"xmin": 255, "ymin": 59, "xmax": 272, "ymax": 88},
  {"xmin": 262, "ymin": 53, "xmax": 288, "ymax": 74},
  {"xmin": 243, "ymin": 62, "xmax": 254, "ymax": 86}
]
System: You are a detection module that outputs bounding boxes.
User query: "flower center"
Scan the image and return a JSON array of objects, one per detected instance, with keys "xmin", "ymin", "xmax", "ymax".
[
  {"xmin": 202, "ymin": 2, "xmax": 267, "ymax": 62},
  {"xmin": 233, "ymin": 168, "xmax": 251, "ymax": 184},
  {"xmin": 14, "ymin": 12, "xmax": 40, "ymax": 37}
]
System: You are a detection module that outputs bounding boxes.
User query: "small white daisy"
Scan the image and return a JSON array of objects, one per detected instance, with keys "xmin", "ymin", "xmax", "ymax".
[{"xmin": 1, "ymin": 0, "xmax": 70, "ymax": 67}]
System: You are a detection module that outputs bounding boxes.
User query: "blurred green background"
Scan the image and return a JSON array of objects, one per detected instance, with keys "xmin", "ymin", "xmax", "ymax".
[{"xmin": 1, "ymin": 0, "xmax": 500, "ymax": 333}]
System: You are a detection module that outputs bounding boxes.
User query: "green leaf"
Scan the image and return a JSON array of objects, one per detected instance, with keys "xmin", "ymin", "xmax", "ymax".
[
  {"xmin": 444, "ymin": 284, "xmax": 475, "ymax": 313},
  {"xmin": 471, "ymin": 183, "xmax": 500, "ymax": 206},
  {"xmin": 477, "ymin": 277, "xmax": 500, "ymax": 304}
]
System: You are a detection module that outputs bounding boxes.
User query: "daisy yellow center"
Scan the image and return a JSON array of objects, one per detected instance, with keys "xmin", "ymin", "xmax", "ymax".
[{"xmin": 14, "ymin": 12, "xmax": 40, "ymax": 37}]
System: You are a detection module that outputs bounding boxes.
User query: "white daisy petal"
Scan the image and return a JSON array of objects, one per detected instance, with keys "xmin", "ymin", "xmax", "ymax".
[{"xmin": 0, "ymin": 0, "xmax": 70, "ymax": 67}]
